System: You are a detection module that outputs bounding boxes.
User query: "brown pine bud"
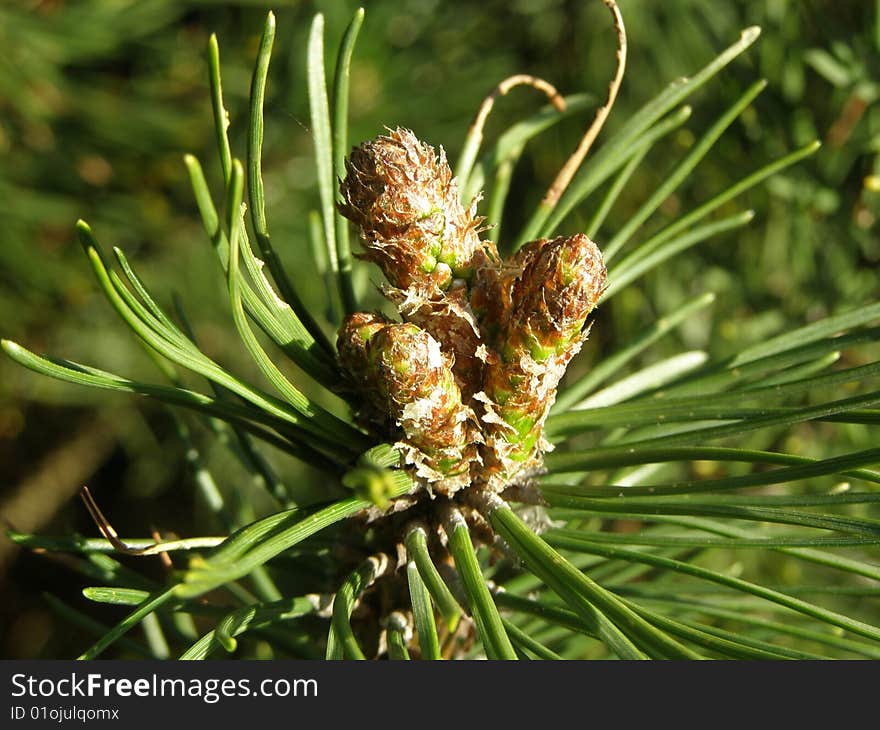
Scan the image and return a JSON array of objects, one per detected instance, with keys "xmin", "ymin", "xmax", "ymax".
[
  {"xmin": 339, "ymin": 316, "xmax": 477, "ymax": 494},
  {"xmin": 479, "ymin": 234, "xmax": 606, "ymax": 487},
  {"xmin": 505, "ymin": 233, "xmax": 606, "ymax": 364},
  {"xmin": 337, "ymin": 311, "xmax": 391, "ymax": 387},
  {"xmin": 373, "ymin": 323, "xmax": 478, "ymax": 494},
  {"xmin": 339, "ymin": 127, "xmax": 496, "ymax": 292}
]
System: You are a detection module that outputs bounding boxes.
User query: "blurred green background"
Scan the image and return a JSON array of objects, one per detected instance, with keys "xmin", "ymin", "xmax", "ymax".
[{"xmin": 1, "ymin": 0, "xmax": 877, "ymax": 658}]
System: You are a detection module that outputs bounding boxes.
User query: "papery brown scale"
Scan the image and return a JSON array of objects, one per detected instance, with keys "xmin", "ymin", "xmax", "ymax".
[
  {"xmin": 470, "ymin": 237, "xmax": 546, "ymax": 348},
  {"xmin": 370, "ymin": 323, "xmax": 447, "ymax": 408}
]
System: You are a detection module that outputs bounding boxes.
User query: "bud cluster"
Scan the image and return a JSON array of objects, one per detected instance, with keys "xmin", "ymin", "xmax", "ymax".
[{"xmin": 338, "ymin": 128, "xmax": 606, "ymax": 496}]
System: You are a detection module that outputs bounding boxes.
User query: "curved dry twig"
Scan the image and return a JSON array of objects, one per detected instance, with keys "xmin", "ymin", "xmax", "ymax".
[
  {"xmin": 456, "ymin": 74, "xmax": 566, "ymax": 184},
  {"xmin": 541, "ymin": 0, "xmax": 627, "ymax": 210},
  {"xmin": 470, "ymin": 74, "xmax": 566, "ymax": 139}
]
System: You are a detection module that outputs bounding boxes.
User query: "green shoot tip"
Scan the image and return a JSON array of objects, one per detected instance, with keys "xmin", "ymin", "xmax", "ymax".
[
  {"xmin": 4, "ymin": 528, "xmax": 27, "ymax": 543},
  {"xmin": 74, "ymin": 220, "xmax": 99, "ymax": 253},
  {"xmin": 1, "ymin": 339, "xmax": 20, "ymax": 355},
  {"xmin": 741, "ymin": 26, "xmax": 761, "ymax": 43},
  {"xmin": 342, "ymin": 465, "xmax": 399, "ymax": 510},
  {"xmin": 216, "ymin": 633, "xmax": 238, "ymax": 653}
]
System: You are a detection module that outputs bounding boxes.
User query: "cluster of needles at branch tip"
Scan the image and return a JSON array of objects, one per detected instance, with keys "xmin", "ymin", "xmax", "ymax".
[
  {"xmin": 12, "ymin": 0, "xmax": 878, "ymax": 663},
  {"xmin": 338, "ymin": 128, "xmax": 607, "ymax": 499}
]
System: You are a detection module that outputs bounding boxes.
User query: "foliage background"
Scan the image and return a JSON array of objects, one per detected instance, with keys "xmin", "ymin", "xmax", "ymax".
[{"xmin": 1, "ymin": 0, "xmax": 877, "ymax": 658}]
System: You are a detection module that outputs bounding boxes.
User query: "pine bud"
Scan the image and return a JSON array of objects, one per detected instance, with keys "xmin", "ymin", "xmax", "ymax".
[
  {"xmin": 505, "ymin": 234, "xmax": 606, "ymax": 363},
  {"xmin": 339, "ymin": 127, "xmax": 495, "ymax": 292},
  {"xmin": 339, "ymin": 316, "xmax": 476, "ymax": 494},
  {"xmin": 370, "ymin": 324, "xmax": 474, "ymax": 487},
  {"xmin": 479, "ymin": 234, "xmax": 606, "ymax": 484}
]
